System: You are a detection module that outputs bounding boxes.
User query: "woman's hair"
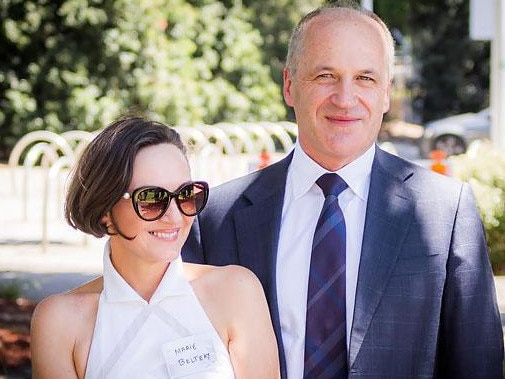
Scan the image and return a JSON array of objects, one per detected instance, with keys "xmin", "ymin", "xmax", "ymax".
[{"xmin": 65, "ymin": 116, "xmax": 186, "ymax": 238}]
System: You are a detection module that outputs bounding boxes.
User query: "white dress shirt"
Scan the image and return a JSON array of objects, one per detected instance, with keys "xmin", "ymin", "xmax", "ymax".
[{"xmin": 276, "ymin": 141, "xmax": 374, "ymax": 379}]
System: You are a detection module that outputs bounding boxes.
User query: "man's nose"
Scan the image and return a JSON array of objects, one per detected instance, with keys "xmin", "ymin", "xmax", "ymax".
[{"xmin": 330, "ymin": 79, "xmax": 358, "ymax": 108}]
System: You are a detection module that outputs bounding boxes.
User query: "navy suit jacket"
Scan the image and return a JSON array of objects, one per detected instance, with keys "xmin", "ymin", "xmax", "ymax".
[{"xmin": 183, "ymin": 147, "xmax": 504, "ymax": 378}]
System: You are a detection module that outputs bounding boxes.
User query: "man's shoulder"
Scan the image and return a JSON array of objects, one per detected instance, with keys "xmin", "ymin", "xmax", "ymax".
[
  {"xmin": 376, "ymin": 148, "xmax": 463, "ymax": 186},
  {"xmin": 211, "ymin": 153, "xmax": 292, "ymax": 196}
]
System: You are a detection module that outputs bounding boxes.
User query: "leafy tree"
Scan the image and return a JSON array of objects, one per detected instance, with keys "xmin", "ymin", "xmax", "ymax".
[
  {"xmin": 364, "ymin": 0, "xmax": 490, "ymax": 124},
  {"xmin": 375, "ymin": 0, "xmax": 410, "ymax": 32},
  {"xmin": 408, "ymin": 0, "xmax": 490, "ymax": 123},
  {"xmin": 243, "ymin": 0, "xmax": 322, "ymax": 83},
  {"xmin": 226, "ymin": 0, "xmax": 323, "ymax": 120},
  {"xmin": 0, "ymin": 0, "xmax": 286, "ymax": 160}
]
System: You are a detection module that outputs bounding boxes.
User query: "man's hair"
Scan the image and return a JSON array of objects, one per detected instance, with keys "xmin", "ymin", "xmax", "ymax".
[{"xmin": 285, "ymin": 0, "xmax": 395, "ymax": 80}]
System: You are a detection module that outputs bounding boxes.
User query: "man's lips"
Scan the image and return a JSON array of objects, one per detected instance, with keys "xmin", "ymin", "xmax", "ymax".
[{"xmin": 326, "ymin": 114, "xmax": 360, "ymax": 122}]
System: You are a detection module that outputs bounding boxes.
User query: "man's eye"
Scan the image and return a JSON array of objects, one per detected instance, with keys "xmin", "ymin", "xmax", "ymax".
[
  {"xmin": 358, "ymin": 75, "xmax": 374, "ymax": 82},
  {"xmin": 317, "ymin": 73, "xmax": 333, "ymax": 79}
]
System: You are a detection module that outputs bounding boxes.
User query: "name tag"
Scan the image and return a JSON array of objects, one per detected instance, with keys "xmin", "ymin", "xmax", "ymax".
[{"xmin": 163, "ymin": 333, "xmax": 217, "ymax": 378}]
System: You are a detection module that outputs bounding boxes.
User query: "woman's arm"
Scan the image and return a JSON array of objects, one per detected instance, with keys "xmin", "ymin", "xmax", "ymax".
[
  {"xmin": 31, "ymin": 294, "xmax": 81, "ymax": 379},
  {"xmin": 224, "ymin": 266, "xmax": 281, "ymax": 379}
]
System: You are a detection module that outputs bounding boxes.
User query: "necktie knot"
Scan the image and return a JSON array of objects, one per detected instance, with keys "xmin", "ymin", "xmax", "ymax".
[{"xmin": 316, "ymin": 173, "xmax": 347, "ymax": 197}]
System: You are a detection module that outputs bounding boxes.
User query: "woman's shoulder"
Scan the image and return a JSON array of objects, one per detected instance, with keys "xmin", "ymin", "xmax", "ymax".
[
  {"xmin": 182, "ymin": 263, "xmax": 268, "ymax": 342},
  {"xmin": 183, "ymin": 263, "xmax": 266, "ymax": 317},
  {"xmin": 183, "ymin": 263, "xmax": 261, "ymax": 294},
  {"xmin": 30, "ymin": 277, "xmax": 103, "ymax": 378},
  {"xmin": 32, "ymin": 276, "xmax": 103, "ymax": 327}
]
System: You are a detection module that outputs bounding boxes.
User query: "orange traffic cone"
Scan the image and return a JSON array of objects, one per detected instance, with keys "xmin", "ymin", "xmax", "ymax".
[
  {"xmin": 257, "ymin": 150, "xmax": 271, "ymax": 169},
  {"xmin": 429, "ymin": 149, "xmax": 449, "ymax": 175}
]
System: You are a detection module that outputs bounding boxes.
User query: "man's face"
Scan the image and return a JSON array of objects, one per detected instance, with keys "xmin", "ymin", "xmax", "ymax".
[{"xmin": 283, "ymin": 12, "xmax": 391, "ymax": 170}]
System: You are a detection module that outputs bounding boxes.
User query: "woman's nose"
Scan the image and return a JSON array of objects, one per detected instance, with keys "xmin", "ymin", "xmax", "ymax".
[{"xmin": 161, "ymin": 199, "xmax": 183, "ymax": 220}]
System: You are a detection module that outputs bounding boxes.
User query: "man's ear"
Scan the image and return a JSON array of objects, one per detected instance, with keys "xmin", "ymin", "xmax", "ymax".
[
  {"xmin": 382, "ymin": 81, "xmax": 391, "ymax": 114},
  {"xmin": 283, "ymin": 68, "xmax": 295, "ymax": 107}
]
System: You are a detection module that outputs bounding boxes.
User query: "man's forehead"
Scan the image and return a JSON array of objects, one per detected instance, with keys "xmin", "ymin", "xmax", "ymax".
[{"xmin": 307, "ymin": 9, "xmax": 379, "ymax": 33}]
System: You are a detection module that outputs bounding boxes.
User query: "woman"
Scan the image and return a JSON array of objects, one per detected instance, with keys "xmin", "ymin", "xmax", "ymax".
[{"xmin": 30, "ymin": 116, "xmax": 280, "ymax": 379}]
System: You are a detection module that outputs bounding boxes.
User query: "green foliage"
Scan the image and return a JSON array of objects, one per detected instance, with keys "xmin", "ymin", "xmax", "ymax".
[
  {"xmin": 213, "ymin": 0, "xmax": 323, "ymax": 121},
  {"xmin": 408, "ymin": 0, "xmax": 490, "ymax": 123},
  {"xmin": 0, "ymin": 0, "xmax": 288, "ymax": 160},
  {"xmin": 450, "ymin": 143, "xmax": 505, "ymax": 274},
  {"xmin": 0, "ymin": 283, "xmax": 21, "ymax": 301},
  {"xmin": 243, "ymin": 0, "xmax": 322, "ymax": 86},
  {"xmin": 374, "ymin": 0, "xmax": 410, "ymax": 33}
]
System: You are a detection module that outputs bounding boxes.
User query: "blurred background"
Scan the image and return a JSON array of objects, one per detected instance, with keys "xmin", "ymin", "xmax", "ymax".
[
  {"xmin": 0, "ymin": 0, "xmax": 494, "ymax": 160},
  {"xmin": 2, "ymin": 0, "xmax": 504, "ymax": 269},
  {"xmin": 0, "ymin": 1, "xmax": 503, "ymax": 273}
]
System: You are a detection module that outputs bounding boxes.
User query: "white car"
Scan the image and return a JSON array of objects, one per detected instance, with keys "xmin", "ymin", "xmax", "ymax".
[{"xmin": 421, "ymin": 107, "xmax": 490, "ymax": 156}]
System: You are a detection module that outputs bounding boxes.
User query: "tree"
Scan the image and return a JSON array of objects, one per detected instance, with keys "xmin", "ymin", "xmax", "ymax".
[
  {"xmin": 0, "ymin": 0, "xmax": 287, "ymax": 160},
  {"xmin": 408, "ymin": 0, "xmax": 490, "ymax": 123},
  {"xmin": 229, "ymin": 0, "xmax": 323, "ymax": 120}
]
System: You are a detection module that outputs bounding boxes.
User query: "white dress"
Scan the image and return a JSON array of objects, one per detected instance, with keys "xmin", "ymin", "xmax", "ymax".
[{"xmin": 84, "ymin": 242, "xmax": 236, "ymax": 379}]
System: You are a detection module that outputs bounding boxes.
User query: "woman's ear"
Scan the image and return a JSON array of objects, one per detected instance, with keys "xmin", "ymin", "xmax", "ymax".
[
  {"xmin": 101, "ymin": 213, "xmax": 112, "ymax": 230},
  {"xmin": 101, "ymin": 213, "xmax": 109, "ymax": 224}
]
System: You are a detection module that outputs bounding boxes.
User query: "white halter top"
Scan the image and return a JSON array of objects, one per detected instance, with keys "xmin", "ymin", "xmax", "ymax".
[{"xmin": 84, "ymin": 242, "xmax": 235, "ymax": 379}]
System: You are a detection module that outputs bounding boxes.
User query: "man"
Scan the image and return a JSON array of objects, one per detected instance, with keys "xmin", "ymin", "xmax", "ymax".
[{"xmin": 183, "ymin": 2, "xmax": 504, "ymax": 378}]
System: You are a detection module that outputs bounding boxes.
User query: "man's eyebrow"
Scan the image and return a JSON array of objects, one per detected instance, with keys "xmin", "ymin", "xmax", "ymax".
[{"xmin": 358, "ymin": 69, "xmax": 379, "ymax": 76}]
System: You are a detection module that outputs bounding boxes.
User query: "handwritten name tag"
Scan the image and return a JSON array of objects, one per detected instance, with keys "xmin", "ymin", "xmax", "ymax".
[{"xmin": 163, "ymin": 333, "xmax": 217, "ymax": 377}]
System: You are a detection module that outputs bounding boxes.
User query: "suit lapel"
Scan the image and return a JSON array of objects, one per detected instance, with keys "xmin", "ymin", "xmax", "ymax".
[
  {"xmin": 233, "ymin": 153, "xmax": 292, "ymax": 285},
  {"xmin": 231, "ymin": 153, "xmax": 292, "ymax": 379},
  {"xmin": 234, "ymin": 184, "xmax": 285, "ymax": 288},
  {"xmin": 349, "ymin": 149, "xmax": 416, "ymax": 367}
]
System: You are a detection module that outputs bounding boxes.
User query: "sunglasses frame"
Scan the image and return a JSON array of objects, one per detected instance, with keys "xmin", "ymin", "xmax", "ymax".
[{"xmin": 123, "ymin": 181, "xmax": 209, "ymax": 221}]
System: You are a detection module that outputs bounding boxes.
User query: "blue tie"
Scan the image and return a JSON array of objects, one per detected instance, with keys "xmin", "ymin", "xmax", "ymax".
[{"xmin": 304, "ymin": 173, "xmax": 348, "ymax": 379}]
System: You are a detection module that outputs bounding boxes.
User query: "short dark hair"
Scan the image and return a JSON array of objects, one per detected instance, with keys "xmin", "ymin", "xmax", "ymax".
[{"xmin": 65, "ymin": 116, "xmax": 186, "ymax": 238}]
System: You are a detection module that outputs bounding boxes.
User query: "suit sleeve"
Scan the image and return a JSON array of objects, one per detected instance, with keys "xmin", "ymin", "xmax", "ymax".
[{"xmin": 437, "ymin": 182, "xmax": 504, "ymax": 378}]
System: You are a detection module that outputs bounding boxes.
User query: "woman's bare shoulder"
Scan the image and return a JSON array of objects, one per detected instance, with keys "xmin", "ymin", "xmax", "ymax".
[
  {"xmin": 183, "ymin": 263, "xmax": 264, "ymax": 304},
  {"xmin": 30, "ymin": 277, "xmax": 103, "ymax": 378},
  {"xmin": 32, "ymin": 276, "xmax": 103, "ymax": 324},
  {"xmin": 184, "ymin": 263, "xmax": 259, "ymax": 287}
]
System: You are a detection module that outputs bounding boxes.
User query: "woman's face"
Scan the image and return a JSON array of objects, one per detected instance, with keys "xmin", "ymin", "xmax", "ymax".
[{"xmin": 105, "ymin": 143, "xmax": 194, "ymax": 268}]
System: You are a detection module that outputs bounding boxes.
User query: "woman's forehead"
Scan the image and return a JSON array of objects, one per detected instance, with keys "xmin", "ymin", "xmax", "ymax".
[{"xmin": 130, "ymin": 144, "xmax": 190, "ymax": 188}]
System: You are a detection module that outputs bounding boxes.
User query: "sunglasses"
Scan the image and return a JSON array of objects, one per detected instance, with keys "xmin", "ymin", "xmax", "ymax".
[{"xmin": 122, "ymin": 181, "xmax": 209, "ymax": 221}]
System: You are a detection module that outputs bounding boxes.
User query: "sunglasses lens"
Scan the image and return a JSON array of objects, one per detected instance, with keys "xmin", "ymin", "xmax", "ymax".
[
  {"xmin": 131, "ymin": 182, "xmax": 208, "ymax": 221},
  {"xmin": 177, "ymin": 182, "xmax": 208, "ymax": 216},
  {"xmin": 136, "ymin": 188, "xmax": 169, "ymax": 221}
]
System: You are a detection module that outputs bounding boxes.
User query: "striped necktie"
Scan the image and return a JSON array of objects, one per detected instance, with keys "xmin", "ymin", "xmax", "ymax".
[{"xmin": 303, "ymin": 173, "xmax": 348, "ymax": 378}]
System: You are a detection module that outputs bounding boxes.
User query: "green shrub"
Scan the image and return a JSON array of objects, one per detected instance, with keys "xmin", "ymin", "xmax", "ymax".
[
  {"xmin": 450, "ymin": 141, "xmax": 505, "ymax": 274},
  {"xmin": 0, "ymin": 283, "xmax": 21, "ymax": 300}
]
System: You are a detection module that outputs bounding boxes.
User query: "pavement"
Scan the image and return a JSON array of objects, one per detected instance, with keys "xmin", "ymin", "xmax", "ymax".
[{"xmin": 0, "ymin": 165, "xmax": 103, "ymax": 299}]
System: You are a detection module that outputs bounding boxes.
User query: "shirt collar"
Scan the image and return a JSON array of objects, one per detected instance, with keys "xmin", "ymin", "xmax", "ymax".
[
  {"xmin": 289, "ymin": 140, "xmax": 375, "ymax": 201},
  {"xmin": 102, "ymin": 240, "xmax": 190, "ymax": 304}
]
